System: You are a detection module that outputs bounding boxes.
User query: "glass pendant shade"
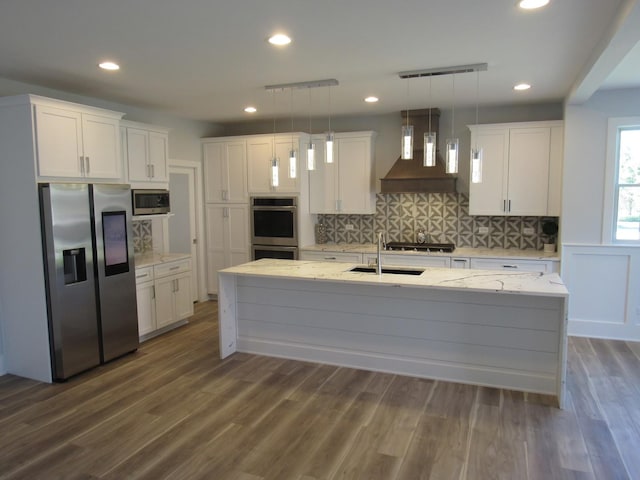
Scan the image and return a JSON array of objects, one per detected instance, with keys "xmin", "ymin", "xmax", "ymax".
[
  {"xmin": 471, "ymin": 148, "xmax": 483, "ymax": 183},
  {"xmin": 401, "ymin": 125, "xmax": 413, "ymax": 160},
  {"xmin": 270, "ymin": 157, "xmax": 280, "ymax": 188},
  {"xmin": 325, "ymin": 132, "xmax": 335, "ymax": 164},
  {"xmin": 307, "ymin": 142, "xmax": 316, "ymax": 171},
  {"xmin": 445, "ymin": 138, "xmax": 459, "ymax": 174},
  {"xmin": 423, "ymin": 132, "xmax": 437, "ymax": 167},
  {"xmin": 288, "ymin": 149, "xmax": 297, "ymax": 179}
]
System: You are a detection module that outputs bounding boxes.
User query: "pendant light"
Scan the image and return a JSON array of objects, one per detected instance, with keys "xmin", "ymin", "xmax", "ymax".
[
  {"xmin": 307, "ymin": 88, "xmax": 315, "ymax": 171},
  {"xmin": 401, "ymin": 79, "xmax": 413, "ymax": 160},
  {"xmin": 424, "ymin": 74, "xmax": 436, "ymax": 167},
  {"xmin": 270, "ymin": 91, "xmax": 279, "ymax": 188},
  {"xmin": 471, "ymin": 69, "xmax": 483, "ymax": 184},
  {"xmin": 325, "ymin": 86, "xmax": 334, "ymax": 164},
  {"xmin": 445, "ymin": 73, "xmax": 459, "ymax": 174},
  {"xmin": 288, "ymin": 89, "xmax": 297, "ymax": 179}
]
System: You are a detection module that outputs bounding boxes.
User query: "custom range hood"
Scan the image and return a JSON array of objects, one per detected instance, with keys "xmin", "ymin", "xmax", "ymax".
[{"xmin": 381, "ymin": 108, "xmax": 457, "ymax": 193}]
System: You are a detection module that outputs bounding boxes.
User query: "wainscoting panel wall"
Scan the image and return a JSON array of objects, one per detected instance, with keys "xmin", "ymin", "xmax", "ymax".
[{"xmin": 563, "ymin": 244, "xmax": 640, "ymax": 341}]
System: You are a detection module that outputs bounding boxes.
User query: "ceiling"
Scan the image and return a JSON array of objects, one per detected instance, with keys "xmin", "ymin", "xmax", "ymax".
[{"xmin": 0, "ymin": 0, "xmax": 638, "ymax": 123}]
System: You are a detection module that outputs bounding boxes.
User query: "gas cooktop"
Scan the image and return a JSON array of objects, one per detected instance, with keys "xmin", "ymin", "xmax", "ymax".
[{"xmin": 384, "ymin": 242, "xmax": 456, "ymax": 253}]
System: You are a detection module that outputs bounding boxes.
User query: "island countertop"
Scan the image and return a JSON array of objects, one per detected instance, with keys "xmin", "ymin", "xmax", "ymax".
[{"xmin": 219, "ymin": 258, "xmax": 568, "ymax": 298}]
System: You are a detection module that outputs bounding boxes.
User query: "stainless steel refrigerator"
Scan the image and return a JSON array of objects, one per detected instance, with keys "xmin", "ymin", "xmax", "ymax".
[{"xmin": 39, "ymin": 183, "xmax": 139, "ymax": 381}]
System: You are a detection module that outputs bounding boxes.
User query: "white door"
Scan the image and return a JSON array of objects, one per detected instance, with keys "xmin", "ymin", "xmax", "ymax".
[{"xmin": 168, "ymin": 163, "xmax": 200, "ymax": 302}]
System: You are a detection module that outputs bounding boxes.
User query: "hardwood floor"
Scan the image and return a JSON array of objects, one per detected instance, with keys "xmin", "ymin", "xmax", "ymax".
[{"xmin": 0, "ymin": 300, "xmax": 639, "ymax": 479}]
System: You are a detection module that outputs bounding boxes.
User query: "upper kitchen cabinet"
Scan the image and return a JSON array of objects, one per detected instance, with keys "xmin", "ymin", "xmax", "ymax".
[
  {"xmin": 34, "ymin": 98, "xmax": 123, "ymax": 181},
  {"xmin": 203, "ymin": 137, "xmax": 248, "ymax": 203},
  {"xmin": 309, "ymin": 131, "xmax": 377, "ymax": 214},
  {"xmin": 468, "ymin": 121, "xmax": 563, "ymax": 216},
  {"xmin": 247, "ymin": 133, "xmax": 308, "ymax": 194},
  {"xmin": 121, "ymin": 120, "xmax": 169, "ymax": 188}
]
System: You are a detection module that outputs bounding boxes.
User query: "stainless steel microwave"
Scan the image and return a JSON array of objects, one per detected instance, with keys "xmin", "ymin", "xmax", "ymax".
[{"xmin": 132, "ymin": 189, "xmax": 170, "ymax": 215}]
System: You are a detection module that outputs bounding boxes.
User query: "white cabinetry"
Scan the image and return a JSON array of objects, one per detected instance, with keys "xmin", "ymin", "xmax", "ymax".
[
  {"xmin": 121, "ymin": 121, "xmax": 169, "ymax": 187},
  {"xmin": 468, "ymin": 121, "xmax": 563, "ymax": 216},
  {"xmin": 247, "ymin": 133, "xmax": 307, "ymax": 193},
  {"xmin": 203, "ymin": 138, "xmax": 248, "ymax": 203},
  {"xmin": 203, "ymin": 136, "xmax": 252, "ymax": 295},
  {"xmin": 135, "ymin": 267, "xmax": 156, "ymax": 337},
  {"xmin": 309, "ymin": 131, "xmax": 376, "ymax": 214},
  {"xmin": 300, "ymin": 250, "xmax": 363, "ymax": 263},
  {"xmin": 135, "ymin": 258, "xmax": 193, "ymax": 341},
  {"xmin": 205, "ymin": 204, "xmax": 250, "ymax": 294},
  {"xmin": 34, "ymin": 100, "xmax": 123, "ymax": 180}
]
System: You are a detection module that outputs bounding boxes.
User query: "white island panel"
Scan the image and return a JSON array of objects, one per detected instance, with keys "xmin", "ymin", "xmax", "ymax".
[{"xmin": 219, "ymin": 259, "xmax": 568, "ymax": 406}]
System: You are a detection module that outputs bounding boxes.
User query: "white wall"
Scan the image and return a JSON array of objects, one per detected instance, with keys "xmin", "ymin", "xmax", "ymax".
[{"xmin": 562, "ymin": 87, "xmax": 640, "ymax": 340}]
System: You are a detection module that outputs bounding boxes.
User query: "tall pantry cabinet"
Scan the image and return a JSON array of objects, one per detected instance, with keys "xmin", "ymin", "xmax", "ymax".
[{"xmin": 202, "ymin": 138, "xmax": 250, "ymax": 294}]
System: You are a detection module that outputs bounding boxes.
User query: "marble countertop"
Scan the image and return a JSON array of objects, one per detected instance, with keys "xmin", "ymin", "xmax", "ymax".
[
  {"xmin": 134, "ymin": 252, "xmax": 191, "ymax": 268},
  {"xmin": 220, "ymin": 259, "xmax": 568, "ymax": 297},
  {"xmin": 301, "ymin": 243, "xmax": 560, "ymax": 261}
]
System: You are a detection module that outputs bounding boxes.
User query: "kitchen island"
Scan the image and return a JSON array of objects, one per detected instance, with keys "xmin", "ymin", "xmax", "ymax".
[{"xmin": 218, "ymin": 259, "xmax": 569, "ymax": 406}]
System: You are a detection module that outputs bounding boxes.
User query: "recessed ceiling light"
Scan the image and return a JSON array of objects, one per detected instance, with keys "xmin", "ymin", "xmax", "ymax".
[
  {"xmin": 268, "ymin": 33, "xmax": 291, "ymax": 46},
  {"xmin": 244, "ymin": 106, "xmax": 257, "ymax": 113},
  {"xmin": 98, "ymin": 61, "xmax": 120, "ymax": 71},
  {"xmin": 518, "ymin": 0, "xmax": 550, "ymax": 10},
  {"xmin": 513, "ymin": 83, "xmax": 532, "ymax": 91},
  {"xmin": 364, "ymin": 96, "xmax": 379, "ymax": 103}
]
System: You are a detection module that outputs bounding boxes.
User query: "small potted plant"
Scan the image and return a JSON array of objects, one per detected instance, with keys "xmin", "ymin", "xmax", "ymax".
[{"xmin": 542, "ymin": 220, "xmax": 559, "ymax": 252}]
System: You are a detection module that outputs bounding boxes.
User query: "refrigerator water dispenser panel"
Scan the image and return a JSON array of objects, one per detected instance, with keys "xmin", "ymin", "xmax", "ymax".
[{"xmin": 63, "ymin": 248, "xmax": 87, "ymax": 284}]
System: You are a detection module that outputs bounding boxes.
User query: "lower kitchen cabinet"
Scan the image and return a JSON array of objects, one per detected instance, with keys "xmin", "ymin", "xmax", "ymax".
[
  {"xmin": 135, "ymin": 257, "xmax": 193, "ymax": 341},
  {"xmin": 469, "ymin": 257, "xmax": 556, "ymax": 273}
]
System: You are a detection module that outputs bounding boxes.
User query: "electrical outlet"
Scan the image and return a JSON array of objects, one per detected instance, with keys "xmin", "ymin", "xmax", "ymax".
[
  {"xmin": 523, "ymin": 227, "xmax": 535, "ymax": 235},
  {"xmin": 477, "ymin": 226, "xmax": 489, "ymax": 234},
  {"xmin": 345, "ymin": 224, "xmax": 355, "ymax": 231}
]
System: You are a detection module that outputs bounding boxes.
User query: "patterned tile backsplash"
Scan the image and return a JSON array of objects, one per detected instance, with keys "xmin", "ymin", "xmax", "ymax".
[
  {"xmin": 132, "ymin": 220, "xmax": 153, "ymax": 254},
  {"xmin": 317, "ymin": 193, "xmax": 559, "ymax": 250}
]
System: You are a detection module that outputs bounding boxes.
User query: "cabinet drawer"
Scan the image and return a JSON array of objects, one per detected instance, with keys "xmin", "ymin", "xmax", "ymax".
[
  {"xmin": 380, "ymin": 253, "xmax": 451, "ymax": 268},
  {"xmin": 300, "ymin": 251, "xmax": 363, "ymax": 263},
  {"xmin": 154, "ymin": 258, "xmax": 191, "ymax": 278},
  {"xmin": 469, "ymin": 258, "xmax": 554, "ymax": 273},
  {"xmin": 135, "ymin": 266, "xmax": 154, "ymax": 284}
]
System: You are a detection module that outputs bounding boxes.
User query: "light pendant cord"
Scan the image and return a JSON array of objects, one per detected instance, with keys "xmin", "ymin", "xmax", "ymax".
[
  {"xmin": 475, "ymin": 70, "xmax": 479, "ymax": 151},
  {"xmin": 428, "ymin": 74, "xmax": 432, "ymax": 133},
  {"xmin": 451, "ymin": 74, "xmax": 455, "ymax": 139}
]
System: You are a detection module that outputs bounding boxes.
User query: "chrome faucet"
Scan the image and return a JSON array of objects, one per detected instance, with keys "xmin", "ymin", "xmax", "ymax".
[{"xmin": 376, "ymin": 231, "xmax": 384, "ymax": 275}]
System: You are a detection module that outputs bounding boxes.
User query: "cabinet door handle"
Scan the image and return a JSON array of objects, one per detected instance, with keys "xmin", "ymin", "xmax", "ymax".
[
  {"xmin": 503, "ymin": 199, "xmax": 506, "ymax": 212},
  {"xmin": 222, "ymin": 190, "xmax": 228, "ymax": 201},
  {"xmin": 453, "ymin": 259, "xmax": 467, "ymax": 263},
  {"xmin": 324, "ymin": 256, "xmax": 337, "ymax": 260},
  {"xmin": 502, "ymin": 264, "xmax": 518, "ymax": 269},
  {"xmin": 136, "ymin": 273, "xmax": 149, "ymax": 279},
  {"xmin": 150, "ymin": 164, "xmax": 155, "ymax": 178},
  {"xmin": 223, "ymin": 207, "xmax": 229, "ymax": 218},
  {"xmin": 85, "ymin": 157, "xmax": 90, "ymax": 175},
  {"xmin": 152, "ymin": 285, "xmax": 155, "ymax": 299},
  {"xmin": 79, "ymin": 156, "xmax": 85, "ymax": 175},
  {"xmin": 170, "ymin": 266, "xmax": 180, "ymax": 271},
  {"xmin": 508, "ymin": 200, "xmax": 511, "ymax": 212}
]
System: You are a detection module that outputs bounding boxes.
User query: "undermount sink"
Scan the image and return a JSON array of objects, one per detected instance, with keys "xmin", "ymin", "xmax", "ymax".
[{"xmin": 349, "ymin": 266, "xmax": 425, "ymax": 276}]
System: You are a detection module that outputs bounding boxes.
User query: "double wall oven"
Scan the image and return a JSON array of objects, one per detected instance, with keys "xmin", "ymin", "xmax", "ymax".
[{"xmin": 251, "ymin": 197, "xmax": 298, "ymax": 260}]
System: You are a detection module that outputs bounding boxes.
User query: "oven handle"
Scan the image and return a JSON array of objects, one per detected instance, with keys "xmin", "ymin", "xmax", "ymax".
[{"xmin": 251, "ymin": 206, "xmax": 297, "ymax": 211}]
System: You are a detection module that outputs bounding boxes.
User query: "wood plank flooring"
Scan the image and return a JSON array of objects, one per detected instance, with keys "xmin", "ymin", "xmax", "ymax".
[{"xmin": 0, "ymin": 300, "xmax": 639, "ymax": 479}]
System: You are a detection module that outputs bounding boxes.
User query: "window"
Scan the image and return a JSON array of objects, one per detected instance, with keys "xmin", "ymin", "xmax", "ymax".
[
  {"xmin": 604, "ymin": 117, "xmax": 640, "ymax": 244},
  {"xmin": 615, "ymin": 128, "xmax": 640, "ymax": 241}
]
